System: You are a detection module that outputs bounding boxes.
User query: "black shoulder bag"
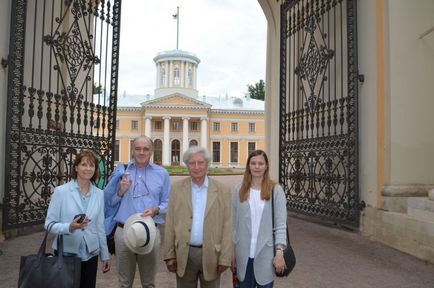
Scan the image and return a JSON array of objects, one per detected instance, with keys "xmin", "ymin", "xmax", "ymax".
[
  {"xmin": 271, "ymin": 188, "xmax": 296, "ymax": 277},
  {"xmin": 18, "ymin": 221, "xmax": 81, "ymax": 288}
]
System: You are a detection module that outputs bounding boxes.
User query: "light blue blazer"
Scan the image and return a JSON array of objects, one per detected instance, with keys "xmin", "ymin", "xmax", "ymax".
[
  {"xmin": 45, "ymin": 180, "xmax": 109, "ymax": 261},
  {"xmin": 232, "ymin": 184, "xmax": 287, "ymax": 285}
]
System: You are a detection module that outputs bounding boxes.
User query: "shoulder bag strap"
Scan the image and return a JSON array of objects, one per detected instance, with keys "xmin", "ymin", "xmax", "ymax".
[
  {"xmin": 271, "ymin": 187, "xmax": 291, "ymax": 253},
  {"xmin": 109, "ymin": 163, "xmax": 128, "ymax": 233},
  {"xmin": 38, "ymin": 221, "xmax": 57, "ymax": 256},
  {"xmin": 271, "ymin": 187, "xmax": 277, "ymax": 256}
]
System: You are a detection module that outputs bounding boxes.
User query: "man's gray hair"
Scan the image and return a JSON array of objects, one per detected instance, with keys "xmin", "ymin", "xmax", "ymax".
[
  {"xmin": 183, "ymin": 146, "xmax": 211, "ymax": 165},
  {"xmin": 132, "ymin": 135, "xmax": 154, "ymax": 149}
]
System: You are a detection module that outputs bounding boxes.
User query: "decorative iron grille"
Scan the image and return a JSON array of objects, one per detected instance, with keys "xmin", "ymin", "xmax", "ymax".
[
  {"xmin": 3, "ymin": 0, "xmax": 121, "ymax": 229},
  {"xmin": 279, "ymin": 0, "xmax": 362, "ymax": 227}
]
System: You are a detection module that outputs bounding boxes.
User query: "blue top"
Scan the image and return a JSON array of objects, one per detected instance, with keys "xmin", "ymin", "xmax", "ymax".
[
  {"xmin": 104, "ymin": 161, "xmax": 170, "ymax": 234},
  {"xmin": 45, "ymin": 180, "xmax": 110, "ymax": 261}
]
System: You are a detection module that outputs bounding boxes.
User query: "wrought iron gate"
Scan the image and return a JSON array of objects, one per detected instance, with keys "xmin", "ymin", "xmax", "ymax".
[
  {"xmin": 279, "ymin": 0, "xmax": 363, "ymax": 227},
  {"xmin": 3, "ymin": 0, "xmax": 121, "ymax": 230}
]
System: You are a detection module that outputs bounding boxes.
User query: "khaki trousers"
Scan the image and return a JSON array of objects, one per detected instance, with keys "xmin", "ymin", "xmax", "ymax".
[
  {"xmin": 114, "ymin": 225, "xmax": 160, "ymax": 288},
  {"xmin": 176, "ymin": 246, "xmax": 220, "ymax": 288}
]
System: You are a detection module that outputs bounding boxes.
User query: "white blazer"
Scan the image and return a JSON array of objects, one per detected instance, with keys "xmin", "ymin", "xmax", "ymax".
[
  {"xmin": 232, "ymin": 184, "xmax": 287, "ymax": 285},
  {"xmin": 45, "ymin": 180, "xmax": 109, "ymax": 261}
]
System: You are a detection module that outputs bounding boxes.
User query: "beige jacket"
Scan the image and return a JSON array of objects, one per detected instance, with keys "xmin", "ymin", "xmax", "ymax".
[{"xmin": 163, "ymin": 177, "xmax": 232, "ymax": 281}]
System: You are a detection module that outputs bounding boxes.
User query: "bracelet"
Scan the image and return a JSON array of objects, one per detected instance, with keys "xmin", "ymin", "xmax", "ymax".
[{"xmin": 275, "ymin": 247, "xmax": 284, "ymax": 252}]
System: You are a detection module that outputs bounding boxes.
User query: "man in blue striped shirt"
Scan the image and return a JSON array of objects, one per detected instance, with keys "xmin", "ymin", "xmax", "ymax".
[{"xmin": 106, "ymin": 136, "xmax": 170, "ymax": 288}]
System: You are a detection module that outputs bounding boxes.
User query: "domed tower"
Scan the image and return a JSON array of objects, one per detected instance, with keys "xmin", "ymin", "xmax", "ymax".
[{"xmin": 153, "ymin": 49, "xmax": 200, "ymax": 98}]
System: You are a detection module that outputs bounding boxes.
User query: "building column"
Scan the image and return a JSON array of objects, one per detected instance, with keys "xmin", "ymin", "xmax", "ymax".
[
  {"xmin": 193, "ymin": 65, "xmax": 197, "ymax": 89},
  {"xmin": 169, "ymin": 61, "xmax": 173, "ymax": 86},
  {"xmin": 163, "ymin": 116, "xmax": 171, "ymax": 166},
  {"xmin": 145, "ymin": 116, "xmax": 152, "ymax": 137},
  {"xmin": 182, "ymin": 117, "xmax": 190, "ymax": 156},
  {"xmin": 200, "ymin": 117, "xmax": 208, "ymax": 149},
  {"xmin": 156, "ymin": 64, "xmax": 160, "ymax": 87},
  {"xmin": 164, "ymin": 61, "xmax": 169, "ymax": 87},
  {"xmin": 184, "ymin": 61, "xmax": 188, "ymax": 87}
]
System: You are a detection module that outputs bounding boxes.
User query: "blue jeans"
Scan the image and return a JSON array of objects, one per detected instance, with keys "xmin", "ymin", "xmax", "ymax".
[{"xmin": 240, "ymin": 258, "xmax": 274, "ymax": 288}]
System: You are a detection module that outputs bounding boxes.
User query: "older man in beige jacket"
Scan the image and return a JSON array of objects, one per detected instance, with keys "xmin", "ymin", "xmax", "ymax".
[{"xmin": 163, "ymin": 146, "xmax": 232, "ymax": 288}]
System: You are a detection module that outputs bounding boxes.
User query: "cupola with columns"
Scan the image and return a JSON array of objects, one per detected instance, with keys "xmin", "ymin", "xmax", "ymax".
[{"xmin": 153, "ymin": 49, "xmax": 200, "ymax": 99}]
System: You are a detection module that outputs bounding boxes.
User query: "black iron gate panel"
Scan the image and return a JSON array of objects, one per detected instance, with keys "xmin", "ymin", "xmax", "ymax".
[
  {"xmin": 4, "ymin": 0, "xmax": 121, "ymax": 229},
  {"xmin": 279, "ymin": 0, "xmax": 362, "ymax": 227}
]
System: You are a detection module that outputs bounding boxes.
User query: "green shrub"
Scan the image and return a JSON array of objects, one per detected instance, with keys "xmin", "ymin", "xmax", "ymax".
[{"xmin": 163, "ymin": 166, "xmax": 244, "ymax": 176}]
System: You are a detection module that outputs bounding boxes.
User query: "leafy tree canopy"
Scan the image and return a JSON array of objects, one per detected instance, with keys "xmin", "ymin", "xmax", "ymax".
[
  {"xmin": 246, "ymin": 79, "xmax": 265, "ymax": 101},
  {"xmin": 93, "ymin": 82, "xmax": 103, "ymax": 95}
]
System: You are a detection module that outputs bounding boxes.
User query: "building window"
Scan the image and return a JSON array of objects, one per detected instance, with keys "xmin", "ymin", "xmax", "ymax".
[
  {"xmin": 131, "ymin": 120, "xmax": 138, "ymax": 130},
  {"xmin": 116, "ymin": 120, "xmax": 120, "ymax": 129},
  {"xmin": 212, "ymin": 142, "xmax": 221, "ymax": 163},
  {"xmin": 191, "ymin": 121, "xmax": 198, "ymax": 131},
  {"xmin": 155, "ymin": 121, "xmax": 162, "ymax": 130},
  {"xmin": 231, "ymin": 122, "xmax": 238, "ymax": 132},
  {"xmin": 249, "ymin": 122, "xmax": 256, "ymax": 132},
  {"xmin": 174, "ymin": 67, "xmax": 180, "ymax": 84},
  {"xmin": 188, "ymin": 68, "xmax": 193, "ymax": 85},
  {"xmin": 230, "ymin": 142, "xmax": 238, "ymax": 163},
  {"xmin": 153, "ymin": 139, "xmax": 162, "ymax": 165},
  {"xmin": 248, "ymin": 142, "xmax": 256, "ymax": 156},
  {"xmin": 213, "ymin": 122, "xmax": 220, "ymax": 131},
  {"xmin": 130, "ymin": 139, "xmax": 134, "ymax": 155},
  {"xmin": 160, "ymin": 68, "xmax": 165, "ymax": 86},
  {"xmin": 173, "ymin": 121, "xmax": 180, "ymax": 130},
  {"xmin": 171, "ymin": 139, "xmax": 180, "ymax": 164},
  {"xmin": 190, "ymin": 140, "xmax": 198, "ymax": 147},
  {"xmin": 114, "ymin": 140, "xmax": 120, "ymax": 161}
]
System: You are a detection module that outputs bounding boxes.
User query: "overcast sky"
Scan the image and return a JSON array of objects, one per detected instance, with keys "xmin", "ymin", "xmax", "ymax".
[{"xmin": 118, "ymin": 0, "xmax": 267, "ymax": 98}]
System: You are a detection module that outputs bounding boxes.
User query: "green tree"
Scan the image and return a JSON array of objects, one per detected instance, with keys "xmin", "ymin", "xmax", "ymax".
[
  {"xmin": 246, "ymin": 79, "xmax": 265, "ymax": 101},
  {"xmin": 93, "ymin": 82, "xmax": 103, "ymax": 95}
]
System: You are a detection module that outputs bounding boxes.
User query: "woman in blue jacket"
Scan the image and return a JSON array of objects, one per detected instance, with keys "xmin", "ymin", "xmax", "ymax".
[
  {"xmin": 232, "ymin": 150, "xmax": 287, "ymax": 287},
  {"xmin": 45, "ymin": 150, "xmax": 111, "ymax": 288}
]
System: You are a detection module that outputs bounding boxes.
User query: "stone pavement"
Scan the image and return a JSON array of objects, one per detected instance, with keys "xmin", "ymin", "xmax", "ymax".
[{"xmin": 1, "ymin": 175, "xmax": 434, "ymax": 287}]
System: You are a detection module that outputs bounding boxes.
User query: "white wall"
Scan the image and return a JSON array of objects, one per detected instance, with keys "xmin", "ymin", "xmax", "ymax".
[
  {"xmin": 357, "ymin": 0, "xmax": 381, "ymax": 207},
  {"xmin": 259, "ymin": 0, "xmax": 280, "ymax": 179},
  {"xmin": 387, "ymin": 0, "xmax": 434, "ymax": 184}
]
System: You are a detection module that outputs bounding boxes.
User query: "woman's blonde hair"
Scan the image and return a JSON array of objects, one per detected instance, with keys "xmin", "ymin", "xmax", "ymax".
[{"xmin": 239, "ymin": 149, "xmax": 275, "ymax": 202}]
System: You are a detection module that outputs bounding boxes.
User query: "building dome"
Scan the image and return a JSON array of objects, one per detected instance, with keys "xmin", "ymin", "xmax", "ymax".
[
  {"xmin": 233, "ymin": 98, "xmax": 243, "ymax": 106},
  {"xmin": 153, "ymin": 49, "xmax": 200, "ymax": 98}
]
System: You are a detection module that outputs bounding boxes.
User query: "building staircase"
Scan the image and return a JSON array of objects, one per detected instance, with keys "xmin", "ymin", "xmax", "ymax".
[{"xmin": 362, "ymin": 185, "xmax": 434, "ymax": 263}]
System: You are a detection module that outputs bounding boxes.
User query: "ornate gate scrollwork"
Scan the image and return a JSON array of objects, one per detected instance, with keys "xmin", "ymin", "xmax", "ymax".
[
  {"xmin": 279, "ymin": 0, "xmax": 363, "ymax": 227},
  {"xmin": 4, "ymin": 0, "xmax": 122, "ymax": 229}
]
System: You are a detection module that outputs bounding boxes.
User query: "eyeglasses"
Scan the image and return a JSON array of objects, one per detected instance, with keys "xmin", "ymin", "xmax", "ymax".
[
  {"xmin": 187, "ymin": 160, "xmax": 207, "ymax": 167},
  {"xmin": 134, "ymin": 147, "xmax": 151, "ymax": 153}
]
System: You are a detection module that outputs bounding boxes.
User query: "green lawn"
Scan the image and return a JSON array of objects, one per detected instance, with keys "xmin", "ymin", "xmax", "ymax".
[{"xmin": 164, "ymin": 166, "xmax": 244, "ymax": 176}]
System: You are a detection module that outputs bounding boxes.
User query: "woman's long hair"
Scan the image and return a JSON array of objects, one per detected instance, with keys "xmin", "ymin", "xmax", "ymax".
[{"xmin": 239, "ymin": 149, "xmax": 275, "ymax": 202}]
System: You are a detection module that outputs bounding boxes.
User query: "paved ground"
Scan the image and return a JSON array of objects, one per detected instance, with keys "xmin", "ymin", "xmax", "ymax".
[{"xmin": 1, "ymin": 175, "xmax": 434, "ymax": 287}]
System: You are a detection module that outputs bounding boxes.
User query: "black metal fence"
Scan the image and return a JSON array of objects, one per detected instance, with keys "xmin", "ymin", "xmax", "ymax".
[
  {"xmin": 279, "ymin": 0, "xmax": 363, "ymax": 227},
  {"xmin": 3, "ymin": 0, "xmax": 121, "ymax": 229}
]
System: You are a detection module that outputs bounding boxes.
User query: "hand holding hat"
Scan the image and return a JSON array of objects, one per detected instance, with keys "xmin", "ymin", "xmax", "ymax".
[{"xmin": 123, "ymin": 213, "xmax": 157, "ymax": 255}]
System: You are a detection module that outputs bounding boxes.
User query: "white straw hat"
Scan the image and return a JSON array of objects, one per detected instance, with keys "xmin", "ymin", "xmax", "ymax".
[{"xmin": 123, "ymin": 213, "xmax": 156, "ymax": 255}]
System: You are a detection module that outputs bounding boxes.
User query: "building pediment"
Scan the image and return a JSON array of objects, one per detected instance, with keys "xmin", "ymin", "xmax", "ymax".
[{"xmin": 141, "ymin": 93, "xmax": 211, "ymax": 109}]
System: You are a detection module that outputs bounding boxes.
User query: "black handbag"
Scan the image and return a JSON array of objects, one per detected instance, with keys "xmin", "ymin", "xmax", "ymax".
[
  {"xmin": 271, "ymin": 188, "xmax": 296, "ymax": 277},
  {"xmin": 18, "ymin": 222, "xmax": 81, "ymax": 288}
]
